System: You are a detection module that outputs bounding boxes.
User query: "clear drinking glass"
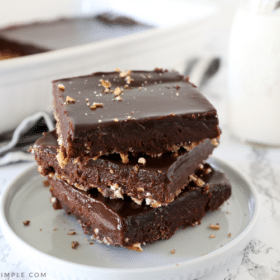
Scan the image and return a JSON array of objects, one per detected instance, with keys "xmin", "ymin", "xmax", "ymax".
[{"xmin": 228, "ymin": 0, "xmax": 280, "ymax": 146}]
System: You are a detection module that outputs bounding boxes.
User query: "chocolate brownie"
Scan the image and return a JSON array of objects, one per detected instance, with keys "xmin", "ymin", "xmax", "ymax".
[
  {"xmin": 49, "ymin": 164, "xmax": 231, "ymax": 251},
  {"xmin": 0, "ymin": 14, "xmax": 151, "ymax": 60},
  {"xmin": 32, "ymin": 130, "xmax": 217, "ymax": 207},
  {"xmin": 52, "ymin": 69, "xmax": 220, "ymax": 165},
  {"xmin": 0, "ymin": 37, "xmax": 47, "ymax": 60}
]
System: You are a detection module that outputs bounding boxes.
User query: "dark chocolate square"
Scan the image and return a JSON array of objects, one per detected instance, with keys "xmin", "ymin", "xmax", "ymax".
[
  {"xmin": 49, "ymin": 163, "xmax": 231, "ymax": 251},
  {"xmin": 33, "ymin": 130, "xmax": 217, "ymax": 207},
  {"xmin": 52, "ymin": 69, "xmax": 220, "ymax": 165}
]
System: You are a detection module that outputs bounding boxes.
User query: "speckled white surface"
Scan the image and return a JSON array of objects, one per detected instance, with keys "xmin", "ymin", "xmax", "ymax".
[{"xmin": 1, "ymin": 1, "xmax": 280, "ymax": 279}]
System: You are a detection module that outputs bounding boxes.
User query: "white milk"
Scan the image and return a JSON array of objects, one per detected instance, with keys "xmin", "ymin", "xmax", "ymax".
[{"xmin": 228, "ymin": 8, "xmax": 280, "ymax": 146}]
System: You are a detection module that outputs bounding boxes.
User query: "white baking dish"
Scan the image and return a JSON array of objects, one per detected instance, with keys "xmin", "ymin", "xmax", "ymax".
[{"xmin": 0, "ymin": 0, "xmax": 231, "ymax": 134}]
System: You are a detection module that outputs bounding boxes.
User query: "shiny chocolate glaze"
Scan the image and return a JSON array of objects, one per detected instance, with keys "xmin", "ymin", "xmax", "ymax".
[{"xmin": 53, "ymin": 69, "xmax": 220, "ymax": 158}]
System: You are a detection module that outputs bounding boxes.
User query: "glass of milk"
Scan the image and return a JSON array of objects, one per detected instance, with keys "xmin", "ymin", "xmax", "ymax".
[{"xmin": 228, "ymin": 0, "xmax": 280, "ymax": 146}]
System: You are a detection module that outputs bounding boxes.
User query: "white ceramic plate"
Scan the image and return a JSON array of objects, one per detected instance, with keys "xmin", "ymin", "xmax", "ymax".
[{"xmin": 0, "ymin": 157, "xmax": 259, "ymax": 280}]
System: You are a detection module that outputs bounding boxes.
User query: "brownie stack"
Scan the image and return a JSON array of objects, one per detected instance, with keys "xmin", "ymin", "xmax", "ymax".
[{"xmin": 32, "ymin": 69, "xmax": 231, "ymax": 252}]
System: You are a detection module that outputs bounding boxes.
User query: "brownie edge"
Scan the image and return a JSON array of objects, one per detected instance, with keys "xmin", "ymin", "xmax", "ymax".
[{"xmin": 33, "ymin": 130, "xmax": 217, "ymax": 207}]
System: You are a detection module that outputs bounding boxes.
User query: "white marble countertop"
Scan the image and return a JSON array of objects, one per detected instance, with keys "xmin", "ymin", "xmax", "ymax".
[{"xmin": 1, "ymin": 2, "xmax": 280, "ymax": 279}]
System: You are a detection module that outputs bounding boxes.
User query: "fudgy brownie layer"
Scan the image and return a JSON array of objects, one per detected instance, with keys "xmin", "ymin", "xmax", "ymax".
[
  {"xmin": 49, "ymin": 164, "xmax": 231, "ymax": 251},
  {"xmin": 0, "ymin": 37, "xmax": 47, "ymax": 59},
  {"xmin": 53, "ymin": 69, "xmax": 220, "ymax": 164},
  {"xmin": 33, "ymin": 130, "xmax": 216, "ymax": 207}
]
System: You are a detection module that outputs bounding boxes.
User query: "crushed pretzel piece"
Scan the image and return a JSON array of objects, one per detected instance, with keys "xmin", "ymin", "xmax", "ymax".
[
  {"xmin": 58, "ymin": 84, "xmax": 65, "ymax": 91},
  {"xmin": 100, "ymin": 79, "xmax": 111, "ymax": 88},
  {"xmin": 90, "ymin": 102, "xmax": 104, "ymax": 110},
  {"xmin": 114, "ymin": 87, "xmax": 123, "ymax": 96},
  {"xmin": 138, "ymin": 157, "xmax": 146, "ymax": 165},
  {"xmin": 209, "ymin": 224, "xmax": 220, "ymax": 230},
  {"xmin": 120, "ymin": 153, "xmax": 129, "ymax": 164},
  {"xmin": 125, "ymin": 76, "xmax": 134, "ymax": 84},
  {"xmin": 119, "ymin": 70, "xmax": 131, "ymax": 78},
  {"xmin": 65, "ymin": 96, "xmax": 76, "ymax": 104},
  {"xmin": 211, "ymin": 138, "xmax": 219, "ymax": 147}
]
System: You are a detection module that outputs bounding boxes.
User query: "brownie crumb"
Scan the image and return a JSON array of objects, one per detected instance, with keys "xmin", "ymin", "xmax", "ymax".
[
  {"xmin": 43, "ymin": 180, "xmax": 50, "ymax": 187},
  {"xmin": 53, "ymin": 228, "xmax": 58, "ymax": 231},
  {"xmin": 209, "ymin": 224, "xmax": 220, "ymax": 230},
  {"xmin": 90, "ymin": 102, "xmax": 104, "ymax": 110},
  {"xmin": 58, "ymin": 84, "xmax": 65, "ymax": 91},
  {"xmin": 90, "ymin": 242, "xmax": 94, "ymax": 245},
  {"xmin": 71, "ymin": 241, "xmax": 79, "ymax": 249},
  {"xmin": 67, "ymin": 231, "xmax": 76, "ymax": 235},
  {"xmin": 209, "ymin": 234, "xmax": 216, "ymax": 238},
  {"xmin": 154, "ymin": 67, "xmax": 164, "ymax": 73},
  {"xmin": 40, "ymin": 228, "xmax": 42, "ymax": 231},
  {"xmin": 175, "ymin": 84, "xmax": 180, "ymax": 90},
  {"xmin": 171, "ymin": 249, "xmax": 176, "ymax": 254},
  {"xmin": 69, "ymin": 229, "xmax": 75, "ymax": 231},
  {"xmin": 65, "ymin": 96, "xmax": 76, "ymax": 104},
  {"xmin": 23, "ymin": 220, "xmax": 30, "ymax": 226},
  {"xmin": 228, "ymin": 233, "xmax": 231, "ymax": 237},
  {"xmin": 202, "ymin": 184, "xmax": 210, "ymax": 194},
  {"xmin": 138, "ymin": 157, "xmax": 146, "ymax": 165}
]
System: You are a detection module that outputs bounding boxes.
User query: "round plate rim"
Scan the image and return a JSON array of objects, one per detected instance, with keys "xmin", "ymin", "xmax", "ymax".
[{"xmin": 0, "ymin": 157, "xmax": 260, "ymax": 274}]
